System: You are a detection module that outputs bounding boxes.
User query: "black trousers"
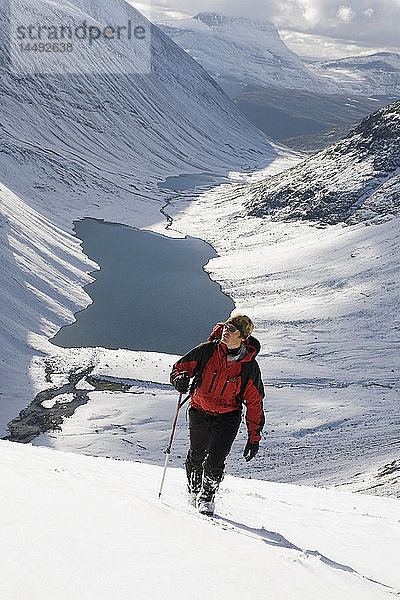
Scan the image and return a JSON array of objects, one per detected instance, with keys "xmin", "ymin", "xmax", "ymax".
[{"xmin": 185, "ymin": 407, "xmax": 241, "ymax": 494}]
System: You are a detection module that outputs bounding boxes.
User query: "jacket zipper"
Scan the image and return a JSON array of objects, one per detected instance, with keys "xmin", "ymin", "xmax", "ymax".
[
  {"xmin": 208, "ymin": 371, "xmax": 217, "ymax": 393},
  {"xmin": 221, "ymin": 376, "xmax": 230, "ymax": 395}
]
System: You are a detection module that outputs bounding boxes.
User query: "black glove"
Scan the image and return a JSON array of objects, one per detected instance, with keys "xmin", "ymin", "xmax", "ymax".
[
  {"xmin": 243, "ymin": 440, "xmax": 259, "ymax": 462},
  {"xmin": 173, "ymin": 372, "xmax": 190, "ymax": 394}
]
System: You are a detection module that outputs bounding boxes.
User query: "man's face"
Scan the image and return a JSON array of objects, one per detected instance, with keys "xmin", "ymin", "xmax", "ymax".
[{"xmin": 222, "ymin": 323, "xmax": 244, "ymax": 349}]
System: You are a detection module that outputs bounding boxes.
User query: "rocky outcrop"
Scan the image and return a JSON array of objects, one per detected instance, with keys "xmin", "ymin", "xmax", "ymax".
[
  {"xmin": 3, "ymin": 366, "xmax": 94, "ymax": 443},
  {"xmin": 245, "ymin": 100, "xmax": 400, "ymax": 224}
]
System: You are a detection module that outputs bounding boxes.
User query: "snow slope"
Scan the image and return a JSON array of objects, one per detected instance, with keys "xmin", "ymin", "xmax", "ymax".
[
  {"xmin": 0, "ymin": 0, "xmax": 294, "ymax": 429},
  {"xmin": 158, "ymin": 14, "xmax": 400, "ymax": 97},
  {"xmin": 245, "ymin": 100, "xmax": 400, "ymax": 223},
  {"xmin": 1, "ymin": 440, "xmax": 399, "ymax": 599},
  {"xmin": 309, "ymin": 52, "xmax": 400, "ymax": 98},
  {"xmin": 158, "ymin": 12, "xmax": 337, "ymax": 94},
  {"xmin": 1, "ymin": 1, "xmax": 278, "ymax": 228},
  {"xmin": 0, "ymin": 184, "xmax": 97, "ymax": 430}
]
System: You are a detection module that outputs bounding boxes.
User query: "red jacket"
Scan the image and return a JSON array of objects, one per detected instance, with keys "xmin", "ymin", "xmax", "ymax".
[{"xmin": 170, "ymin": 323, "xmax": 265, "ymax": 443}]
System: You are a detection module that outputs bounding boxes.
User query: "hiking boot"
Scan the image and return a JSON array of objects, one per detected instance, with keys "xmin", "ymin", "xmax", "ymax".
[
  {"xmin": 187, "ymin": 490, "xmax": 198, "ymax": 508},
  {"xmin": 197, "ymin": 498, "xmax": 215, "ymax": 517},
  {"xmin": 196, "ymin": 472, "xmax": 220, "ymax": 516},
  {"xmin": 186, "ymin": 467, "xmax": 202, "ymax": 508}
]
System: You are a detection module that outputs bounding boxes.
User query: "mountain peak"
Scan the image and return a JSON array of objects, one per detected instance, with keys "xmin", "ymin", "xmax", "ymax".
[
  {"xmin": 193, "ymin": 12, "xmax": 233, "ymax": 26},
  {"xmin": 193, "ymin": 11, "xmax": 276, "ymax": 32},
  {"xmin": 160, "ymin": 13, "xmax": 327, "ymax": 93}
]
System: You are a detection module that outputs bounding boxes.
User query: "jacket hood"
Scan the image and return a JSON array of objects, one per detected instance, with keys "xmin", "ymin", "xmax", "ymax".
[{"xmin": 208, "ymin": 322, "xmax": 261, "ymax": 360}]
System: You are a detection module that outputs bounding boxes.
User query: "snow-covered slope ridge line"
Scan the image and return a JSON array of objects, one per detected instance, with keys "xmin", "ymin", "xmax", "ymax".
[
  {"xmin": 158, "ymin": 12, "xmax": 338, "ymax": 93},
  {"xmin": 1, "ymin": 440, "xmax": 399, "ymax": 599},
  {"xmin": 0, "ymin": 182, "xmax": 96, "ymax": 430},
  {"xmin": 244, "ymin": 100, "xmax": 400, "ymax": 224}
]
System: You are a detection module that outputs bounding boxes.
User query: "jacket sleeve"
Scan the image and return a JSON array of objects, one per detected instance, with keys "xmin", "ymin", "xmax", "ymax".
[
  {"xmin": 243, "ymin": 361, "xmax": 265, "ymax": 444},
  {"xmin": 170, "ymin": 342, "xmax": 212, "ymax": 388}
]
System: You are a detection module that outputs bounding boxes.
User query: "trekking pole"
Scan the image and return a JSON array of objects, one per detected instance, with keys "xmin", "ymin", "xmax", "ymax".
[{"xmin": 158, "ymin": 393, "xmax": 190, "ymax": 499}]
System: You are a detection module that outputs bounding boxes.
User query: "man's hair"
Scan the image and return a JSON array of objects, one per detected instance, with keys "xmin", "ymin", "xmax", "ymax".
[{"xmin": 225, "ymin": 314, "xmax": 254, "ymax": 339}]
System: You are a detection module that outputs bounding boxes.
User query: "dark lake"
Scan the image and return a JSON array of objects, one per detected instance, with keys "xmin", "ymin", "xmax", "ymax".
[
  {"xmin": 157, "ymin": 172, "xmax": 230, "ymax": 191},
  {"xmin": 51, "ymin": 218, "xmax": 234, "ymax": 355}
]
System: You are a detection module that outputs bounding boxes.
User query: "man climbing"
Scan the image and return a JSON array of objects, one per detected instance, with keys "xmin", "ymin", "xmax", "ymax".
[{"xmin": 170, "ymin": 314, "xmax": 265, "ymax": 516}]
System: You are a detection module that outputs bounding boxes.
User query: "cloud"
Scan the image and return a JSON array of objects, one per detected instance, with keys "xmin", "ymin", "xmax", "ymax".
[
  {"xmin": 336, "ymin": 5, "xmax": 356, "ymax": 22},
  {"xmin": 363, "ymin": 7, "xmax": 375, "ymax": 17},
  {"xmin": 279, "ymin": 29, "xmax": 394, "ymax": 59},
  {"xmin": 300, "ymin": 0, "xmax": 400, "ymax": 48},
  {"xmin": 256, "ymin": 1, "xmax": 400, "ymax": 48},
  {"xmin": 302, "ymin": 4, "xmax": 321, "ymax": 27},
  {"xmin": 133, "ymin": 0, "xmax": 400, "ymax": 54}
]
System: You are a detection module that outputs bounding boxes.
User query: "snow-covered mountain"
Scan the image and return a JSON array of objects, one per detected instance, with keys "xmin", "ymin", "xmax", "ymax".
[
  {"xmin": 1, "ymin": 0, "xmax": 399, "ymax": 500},
  {"xmin": 159, "ymin": 15, "xmax": 400, "ymax": 99},
  {"xmin": 309, "ymin": 52, "xmax": 400, "ymax": 98},
  {"xmin": 1, "ymin": 440, "xmax": 399, "ymax": 599},
  {"xmin": 0, "ymin": 0, "xmax": 291, "ymax": 430},
  {"xmin": 158, "ymin": 12, "xmax": 337, "ymax": 94},
  {"xmin": 158, "ymin": 13, "xmax": 399, "ymax": 148},
  {"xmin": 244, "ymin": 100, "xmax": 400, "ymax": 224},
  {"xmin": 1, "ymin": 2, "xmax": 277, "ymax": 227}
]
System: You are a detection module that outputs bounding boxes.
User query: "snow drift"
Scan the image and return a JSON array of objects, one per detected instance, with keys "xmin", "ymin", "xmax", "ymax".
[{"xmin": 1, "ymin": 439, "xmax": 399, "ymax": 599}]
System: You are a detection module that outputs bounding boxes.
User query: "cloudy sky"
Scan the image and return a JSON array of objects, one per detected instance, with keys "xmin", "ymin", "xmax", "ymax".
[{"xmin": 132, "ymin": 0, "xmax": 400, "ymax": 58}]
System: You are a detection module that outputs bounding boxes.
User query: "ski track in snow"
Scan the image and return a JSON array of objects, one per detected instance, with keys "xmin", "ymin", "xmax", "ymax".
[{"xmin": 1, "ymin": 440, "xmax": 399, "ymax": 599}]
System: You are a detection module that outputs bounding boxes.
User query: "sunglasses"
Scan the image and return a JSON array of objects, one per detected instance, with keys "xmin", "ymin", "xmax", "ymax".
[{"xmin": 223, "ymin": 323, "xmax": 239, "ymax": 333}]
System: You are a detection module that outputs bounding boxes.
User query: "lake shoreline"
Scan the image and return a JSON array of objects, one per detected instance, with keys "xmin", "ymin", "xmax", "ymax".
[{"xmin": 51, "ymin": 216, "xmax": 235, "ymax": 355}]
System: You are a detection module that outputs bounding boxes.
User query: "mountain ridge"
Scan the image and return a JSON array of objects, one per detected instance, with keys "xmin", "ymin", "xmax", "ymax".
[
  {"xmin": 193, "ymin": 11, "xmax": 278, "ymax": 31},
  {"xmin": 160, "ymin": 14, "xmax": 400, "ymax": 98},
  {"xmin": 309, "ymin": 52, "xmax": 400, "ymax": 97},
  {"xmin": 244, "ymin": 100, "xmax": 400, "ymax": 224},
  {"xmin": 158, "ymin": 12, "xmax": 331, "ymax": 94}
]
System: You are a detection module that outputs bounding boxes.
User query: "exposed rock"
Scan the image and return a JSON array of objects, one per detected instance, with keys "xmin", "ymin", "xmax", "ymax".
[
  {"xmin": 3, "ymin": 366, "xmax": 94, "ymax": 443},
  {"xmin": 245, "ymin": 100, "xmax": 400, "ymax": 224}
]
